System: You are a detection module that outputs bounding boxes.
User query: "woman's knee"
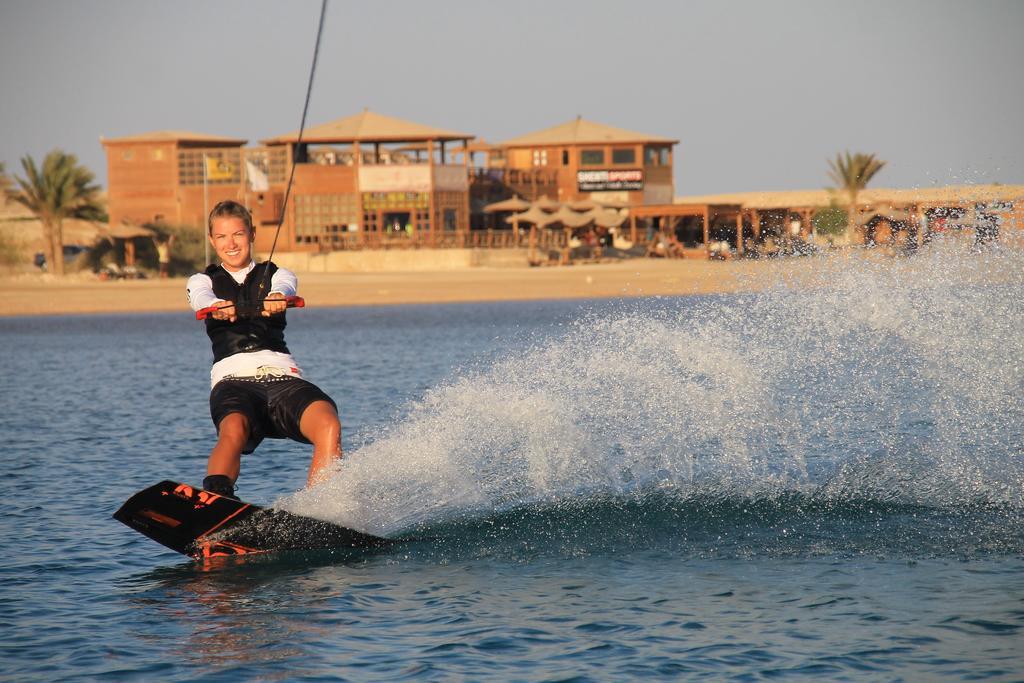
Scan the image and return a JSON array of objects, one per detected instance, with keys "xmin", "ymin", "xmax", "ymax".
[
  {"xmin": 300, "ymin": 401, "xmax": 340, "ymax": 441},
  {"xmin": 217, "ymin": 413, "xmax": 250, "ymax": 443}
]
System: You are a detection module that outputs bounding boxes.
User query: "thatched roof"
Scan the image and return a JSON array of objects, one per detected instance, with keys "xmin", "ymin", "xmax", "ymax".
[
  {"xmin": 675, "ymin": 184, "xmax": 1024, "ymax": 210},
  {"xmin": 0, "ymin": 200, "xmax": 106, "ymax": 250},
  {"xmin": 500, "ymin": 116, "xmax": 677, "ymax": 147},
  {"xmin": 586, "ymin": 207, "xmax": 628, "ymax": 229},
  {"xmin": 676, "ymin": 189, "xmax": 838, "ymax": 210},
  {"xmin": 262, "ymin": 109, "xmax": 473, "ymax": 145},
  {"xmin": 540, "ymin": 205, "xmax": 592, "ymax": 229},
  {"xmin": 484, "ymin": 197, "xmax": 531, "ymax": 213},
  {"xmin": 101, "ymin": 130, "xmax": 247, "ymax": 146},
  {"xmin": 533, "ymin": 195, "xmax": 561, "ymax": 212},
  {"xmin": 568, "ymin": 198, "xmax": 600, "ymax": 211},
  {"xmin": 504, "ymin": 206, "xmax": 550, "ymax": 226},
  {"xmin": 99, "ymin": 223, "xmax": 156, "ymax": 240}
]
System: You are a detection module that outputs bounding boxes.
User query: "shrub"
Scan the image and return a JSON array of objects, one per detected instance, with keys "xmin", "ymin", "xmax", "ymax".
[
  {"xmin": 813, "ymin": 205, "xmax": 848, "ymax": 236},
  {"xmin": 84, "ymin": 222, "xmax": 206, "ymax": 276},
  {"xmin": 159, "ymin": 223, "xmax": 207, "ymax": 275}
]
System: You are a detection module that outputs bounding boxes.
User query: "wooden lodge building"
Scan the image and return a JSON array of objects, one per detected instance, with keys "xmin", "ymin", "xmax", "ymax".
[
  {"xmin": 102, "ymin": 112, "xmax": 681, "ymax": 255},
  {"xmin": 102, "ymin": 110, "xmax": 474, "ymax": 255},
  {"xmin": 674, "ymin": 185, "xmax": 1024, "ymax": 255},
  {"xmin": 102, "ymin": 112, "xmax": 1022, "ymax": 263},
  {"xmin": 473, "ymin": 116, "xmax": 677, "ymax": 208},
  {"xmin": 102, "ymin": 130, "xmax": 248, "ymax": 230}
]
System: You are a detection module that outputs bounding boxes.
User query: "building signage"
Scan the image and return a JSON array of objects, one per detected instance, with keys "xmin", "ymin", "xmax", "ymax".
[
  {"xmin": 434, "ymin": 165, "xmax": 470, "ymax": 192},
  {"xmin": 359, "ymin": 166, "xmax": 432, "ymax": 193},
  {"xmin": 362, "ymin": 192, "xmax": 430, "ymax": 210},
  {"xmin": 577, "ymin": 169, "xmax": 644, "ymax": 192}
]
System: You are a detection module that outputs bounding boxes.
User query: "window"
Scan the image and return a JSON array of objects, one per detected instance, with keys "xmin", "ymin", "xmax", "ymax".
[
  {"xmin": 295, "ymin": 193, "xmax": 360, "ymax": 244},
  {"xmin": 562, "ymin": 149, "xmax": 569, "ymax": 165},
  {"xmin": 532, "ymin": 149, "xmax": 548, "ymax": 166},
  {"xmin": 644, "ymin": 147, "xmax": 671, "ymax": 166},
  {"xmin": 580, "ymin": 149, "xmax": 604, "ymax": 166},
  {"xmin": 363, "ymin": 210, "xmax": 379, "ymax": 233},
  {"xmin": 444, "ymin": 209, "xmax": 457, "ymax": 231},
  {"xmin": 152, "ymin": 148, "xmax": 164, "ymax": 161},
  {"xmin": 612, "ymin": 148, "xmax": 635, "ymax": 165},
  {"xmin": 177, "ymin": 149, "xmax": 244, "ymax": 185}
]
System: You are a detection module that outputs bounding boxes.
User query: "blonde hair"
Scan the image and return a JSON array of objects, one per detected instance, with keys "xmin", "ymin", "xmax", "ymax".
[{"xmin": 207, "ymin": 200, "xmax": 253, "ymax": 235}]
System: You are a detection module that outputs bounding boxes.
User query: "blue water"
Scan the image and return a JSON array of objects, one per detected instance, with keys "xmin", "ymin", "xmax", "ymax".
[{"xmin": 2, "ymin": 245, "xmax": 1023, "ymax": 681}]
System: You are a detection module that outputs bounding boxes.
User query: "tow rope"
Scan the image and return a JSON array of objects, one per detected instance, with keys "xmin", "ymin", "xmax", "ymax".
[{"xmin": 255, "ymin": 0, "xmax": 328, "ymax": 300}]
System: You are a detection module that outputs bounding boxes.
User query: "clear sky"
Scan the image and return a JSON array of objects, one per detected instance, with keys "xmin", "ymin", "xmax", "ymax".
[{"xmin": 1, "ymin": 0, "xmax": 1021, "ymax": 196}]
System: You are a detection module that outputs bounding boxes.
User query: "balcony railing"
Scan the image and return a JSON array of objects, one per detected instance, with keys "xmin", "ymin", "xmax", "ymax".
[
  {"xmin": 303, "ymin": 228, "xmax": 570, "ymax": 251},
  {"xmin": 469, "ymin": 167, "xmax": 559, "ymax": 201}
]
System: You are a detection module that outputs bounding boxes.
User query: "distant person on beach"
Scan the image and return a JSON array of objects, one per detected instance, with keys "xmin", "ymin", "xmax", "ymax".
[
  {"xmin": 154, "ymin": 234, "xmax": 174, "ymax": 278},
  {"xmin": 185, "ymin": 200, "xmax": 341, "ymax": 500}
]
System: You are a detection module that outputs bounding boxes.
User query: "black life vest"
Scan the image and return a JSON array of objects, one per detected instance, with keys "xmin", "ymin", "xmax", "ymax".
[{"xmin": 203, "ymin": 262, "xmax": 290, "ymax": 363}]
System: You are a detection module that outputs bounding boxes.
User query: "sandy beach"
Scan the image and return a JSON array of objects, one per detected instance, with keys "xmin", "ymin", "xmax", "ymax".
[{"xmin": 0, "ymin": 258, "xmax": 816, "ymax": 317}]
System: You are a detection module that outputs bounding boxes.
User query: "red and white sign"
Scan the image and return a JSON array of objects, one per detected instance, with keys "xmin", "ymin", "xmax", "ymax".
[{"xmin": 577, "ymin": 169, "xmax": 644, "ymax": 191}]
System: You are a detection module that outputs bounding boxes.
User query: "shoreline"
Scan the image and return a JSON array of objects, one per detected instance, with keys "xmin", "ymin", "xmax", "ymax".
[{"xmin": 0, "ymin": 258, "xmax": 813, "ymax": 317}]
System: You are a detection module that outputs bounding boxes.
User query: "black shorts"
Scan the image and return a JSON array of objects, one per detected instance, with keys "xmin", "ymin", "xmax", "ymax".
[{"xmin": 209, "ymin": 377, "xmax": 337, "ymax": 454}]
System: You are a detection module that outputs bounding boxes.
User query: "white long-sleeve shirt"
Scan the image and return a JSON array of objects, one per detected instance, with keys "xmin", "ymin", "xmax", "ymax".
[{"xmin": 186, "ymin": 261, "xmax": 303, "ymax": 387}]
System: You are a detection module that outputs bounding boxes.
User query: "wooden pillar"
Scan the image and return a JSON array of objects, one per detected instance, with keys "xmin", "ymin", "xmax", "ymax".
[
  {"xmin": 427, "ymin": 139, "xmax": 437, "ymax": 247},
  {"xmin": 462, "ymin": 136, "xmax": 468, "ymax": 240},
  {"xmin": 353, "ymin": 141, "xmax": 363, "ymax": 237},
  {"xmin": 914, "ymin": 203, "xmax": 925, "ymax": 246},
  {"xmin": 702, "ymin": 208, "xmax": 710, "ymax": 251},
  {"xmin": 751, "ymin": 210, "xmax": 761, "ymax": 240},
  {"xmin": 462, "ymin": 139, "xmax": 471, "ymax": 243},
  {"xmin": 735, "ymin": 211, "xmax": 744, "ymax": 256},
  {"xmin": 630, "ymin": 213, "xmax": 637, "ymax": 244}
]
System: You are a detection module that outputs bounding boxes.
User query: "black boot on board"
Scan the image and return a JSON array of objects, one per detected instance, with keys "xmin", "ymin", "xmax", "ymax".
[{"xmin": 202, "ymin": 475, "xmax": 238, "ymax": 501}]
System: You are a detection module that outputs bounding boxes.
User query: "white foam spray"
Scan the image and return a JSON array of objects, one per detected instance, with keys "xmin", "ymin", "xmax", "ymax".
[{"xmin": 282, "ymin": 238, "xmax": 1024, "ymax": 536}]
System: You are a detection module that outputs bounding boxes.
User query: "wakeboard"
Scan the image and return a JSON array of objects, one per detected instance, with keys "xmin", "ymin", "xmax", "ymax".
[{"xmin": 113, "ymin": 480, "xmax": 393, "ymax": 560}]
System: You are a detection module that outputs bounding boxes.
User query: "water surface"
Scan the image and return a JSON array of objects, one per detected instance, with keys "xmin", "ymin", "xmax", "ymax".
[{"xmin": 2, "ymin": 243, "xmax": 1023, "ymax": 680}]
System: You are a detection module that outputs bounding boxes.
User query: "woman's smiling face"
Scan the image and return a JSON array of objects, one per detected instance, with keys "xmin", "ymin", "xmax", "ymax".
[{"xmin": 208, "ymin": 215, "xmax": 253, "ymax": 271}]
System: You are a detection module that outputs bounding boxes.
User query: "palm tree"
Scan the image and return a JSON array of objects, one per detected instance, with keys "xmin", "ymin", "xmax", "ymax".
[
  {"xmin": 9, "ymin": 150, "xmax": 105, "ymax": 275},
  {"xmin": 827, "ymin": 151, "xmax": 886, "ymax": 243}
]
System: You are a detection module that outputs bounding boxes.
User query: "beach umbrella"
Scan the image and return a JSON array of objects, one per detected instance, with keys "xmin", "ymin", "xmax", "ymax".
[
  {"xmin": 484, "ymin": 196, "xmax": 531, "ymax": 213},
  {"xmin": 588, "ymin": 207, "xmax": 627, "ymax": 229},
  {"xmin": 504, "ymin": 205, "xmax": 550, "ymax": 226},
  {"xmin": 536, "ymin": 206, "xmax": 591, "ymax": 266},
  {"xmin": 540, "ymin": 205, "xmax": 591, "ymax": 229},
  {"xmin": 505, "ymin": 206, "xmax": 554, "ymax": 264},
  {"xmin": 532, "ymin": 195, "xmax": 561, "ymax": 212},
  {"xmin": 594, "ymin": 197, "xmax": 631, "ymax": 209},
  {"xmin": 568, "ymin": 198, "xmax": 600, "ymax": 211},
  {"xmin": 506, "ymin": 206, "xmax": 551, "ymax": 254}
]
